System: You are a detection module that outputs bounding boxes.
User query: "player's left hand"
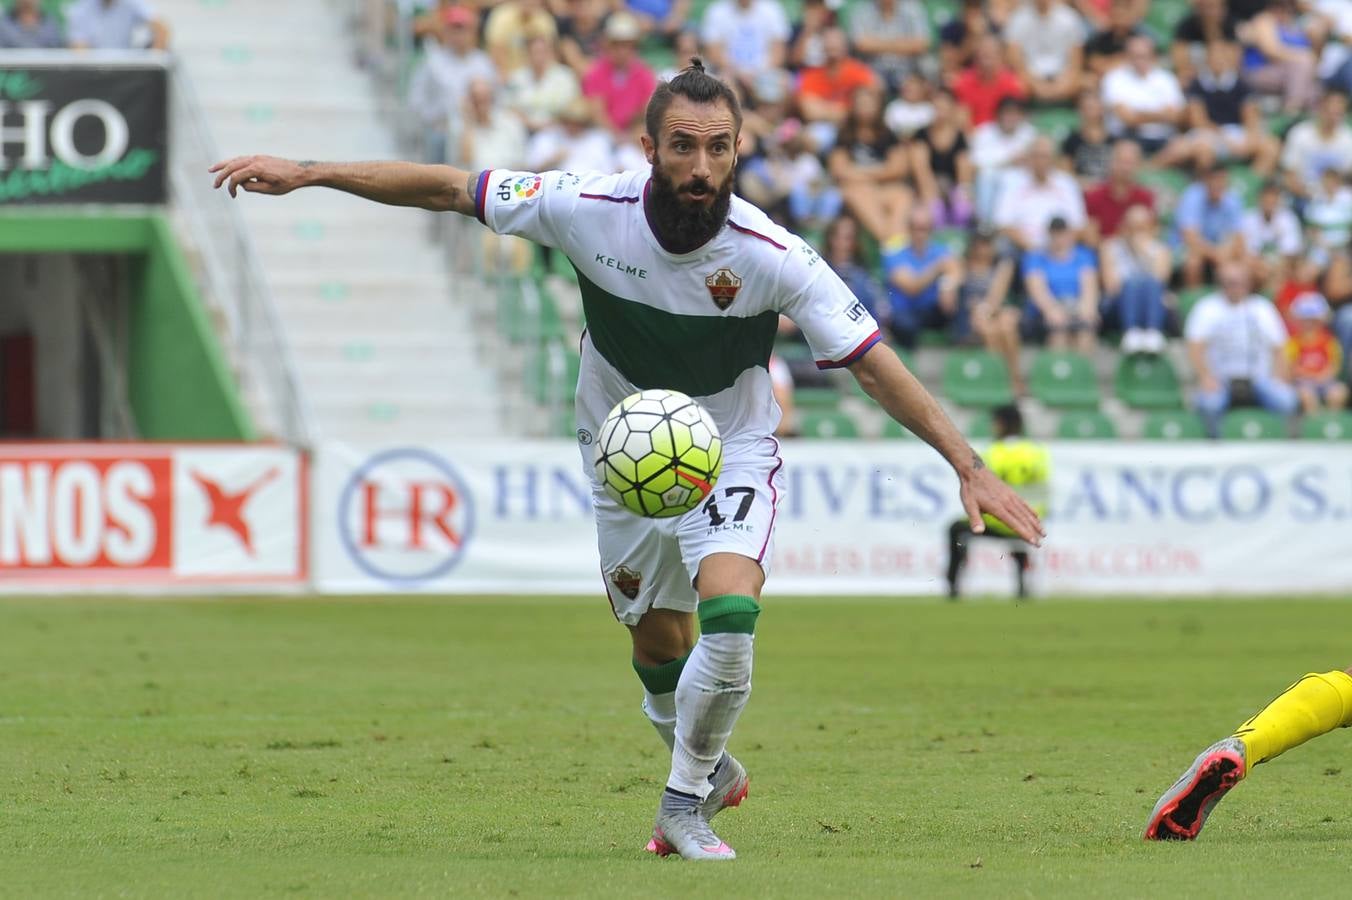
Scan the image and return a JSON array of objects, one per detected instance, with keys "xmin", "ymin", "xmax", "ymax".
[
  {"xmin": 959, "ymin": 467, "xmax": 1045, "ymax": 545},
  {"xmin": 208, "ymin": 155, "xmax": 309, "ymax": 198}
]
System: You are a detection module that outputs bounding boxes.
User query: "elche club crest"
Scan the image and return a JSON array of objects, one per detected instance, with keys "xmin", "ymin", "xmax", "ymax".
[
  {"xmin": 609, "ymin": 565, "xmax": 642, "ymax": 600},
  {"xmin": 705, "ymin": 268, "xmax": 742, "ymax": 310}
]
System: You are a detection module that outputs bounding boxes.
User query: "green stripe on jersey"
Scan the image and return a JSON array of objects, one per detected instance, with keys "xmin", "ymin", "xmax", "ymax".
[{"xmin": 574, "ymin": 265, "xmax": 778, "ymax": 397}]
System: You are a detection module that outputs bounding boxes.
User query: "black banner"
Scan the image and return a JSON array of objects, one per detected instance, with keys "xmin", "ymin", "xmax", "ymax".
[{"xmin": 0, "ymin": 64, "xmax": 167, "ymax": 205}]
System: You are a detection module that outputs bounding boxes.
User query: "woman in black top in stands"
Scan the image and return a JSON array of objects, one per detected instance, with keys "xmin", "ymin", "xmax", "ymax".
[
  {"xmin": 911, "ymin": 87, "xmax": 974, "ymax": 228},
  {"xmin": 827, "ymin": 86, "xmax": 914, "ymax": 243}
]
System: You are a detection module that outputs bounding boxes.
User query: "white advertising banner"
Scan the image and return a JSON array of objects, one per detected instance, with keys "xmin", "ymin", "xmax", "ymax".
[
  {"xmin": 0, "ymin": 444, "xmax": 306, "ymax": 587},
  {"xmin": 312, "ymin": 441, "xmax": 1352, "ymax": 596}
]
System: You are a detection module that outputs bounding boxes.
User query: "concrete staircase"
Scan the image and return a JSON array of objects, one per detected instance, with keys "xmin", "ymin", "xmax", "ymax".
[{"xmin": 164, "ymin": 0, "xmax": 503, "ymax": 443}]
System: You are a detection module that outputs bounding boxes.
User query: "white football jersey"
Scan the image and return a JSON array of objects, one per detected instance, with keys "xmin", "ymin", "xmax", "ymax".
[{"xmin": 476, "ymin": 167, "xmax": 881, "ymax": 461}]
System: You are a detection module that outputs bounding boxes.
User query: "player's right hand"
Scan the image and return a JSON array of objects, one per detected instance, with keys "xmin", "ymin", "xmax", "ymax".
[{"xmin": 209, "ymin": 155, "xmax": 308, "ymax": 198}]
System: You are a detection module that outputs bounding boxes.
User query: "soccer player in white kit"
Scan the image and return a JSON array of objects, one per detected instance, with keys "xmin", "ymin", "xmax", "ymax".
[{"xmin": 211, "ymin": 60, "xmax": 1044, "ymax": 861}]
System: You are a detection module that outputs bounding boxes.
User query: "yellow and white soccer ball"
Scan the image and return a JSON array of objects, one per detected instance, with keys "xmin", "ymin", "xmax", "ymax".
[{"xmin": 594, "ymin": 389, "xmax": 723, "ymax": 518}]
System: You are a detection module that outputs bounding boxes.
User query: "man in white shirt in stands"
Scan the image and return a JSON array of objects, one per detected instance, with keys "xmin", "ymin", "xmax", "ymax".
[
  {"xmin": 1101, "ymin": 34, "xmax": 1186, "ymax": 158},
  {"xmin": 1281, "ymin": 89, "xmax": 1352, "ymax": 201},
  {"xmin": 1004, "ymin": 0, "xmax": 1085, "ymax": 104},
  {"xmin": 66, "ymin": 0, "xmax": 168, "ymax": 49},
  {"xmin": 1185, "ymin": 262, "xmax": 1299, "ymax": 437},
  {"xmin": 993, "ymin": 135, "xmax": 1087, "ymax": 252},
  {"xmin": 970, "ymin": 96, "xmax": 1038, "ymax": 225},
  {"xmin": 700, "ymin": 0, "xmax": 790, "ymax": 93}
]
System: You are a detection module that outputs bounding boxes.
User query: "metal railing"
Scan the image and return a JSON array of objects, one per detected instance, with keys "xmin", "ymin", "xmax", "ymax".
[
  {"xmin": 345, "ymin": 0, "xmax": 576, "ymax": 437},
  {"xmin": 168, "ymin": 57, "xmax": 315, "ymax": 447}
]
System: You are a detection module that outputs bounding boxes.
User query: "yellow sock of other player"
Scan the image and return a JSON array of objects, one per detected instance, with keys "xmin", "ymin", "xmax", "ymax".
[{"xmin": 1233, "ymin": 670, "xmax": 1352, "ymax": 767}]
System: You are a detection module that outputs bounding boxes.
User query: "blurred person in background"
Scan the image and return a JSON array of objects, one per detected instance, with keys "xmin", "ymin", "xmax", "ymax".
[
  {"xmin": 742, "ymin": 119, "xmax": 840, "ymax": 229},
  {"xmin": 768, "ymin": 350, "xmax": 798, "ymax": 437},
  {"xmin": 484, "ymin": 0, "xmax": 559, "ymax": 74},
  {"xmin": 582, "ymin": 13, "xmax": 657, "ymax": 135},
  {"xmin": 507, "ymin": 35, "xmax": 581, "ymax": 134},
  {"xmin": 460, "ymin": 78, "xmax": 527, "ymax": 174},
  {"xmin": 1176, "ymin": 164, "xmax": 1247, "ymax": 286},
  {"xmin": 970, "ymin": 96, "xmax": 1037, "ymax": 224},
  {"xmin": 1242, "ymin": 0, "xmax": 1320, "ymax": 115},
  {"xmin": 994, "ymin": 135, "xmax": 1087, "ymax": 253},
  {"xmin": 1172, "ymin": 0, "xmax": 1240, "ymax": 84},
  {"xmin": 1020, "ymin": 216, "xmax": 1100, "ymax": 354},
  {"xmin": 1281, "ymin": 90, "xmax": 1352, "ymax": 204},
  {"xmin": 788, "ymin": 0, "xmax": 836, "ymax": 70},
  {"xmin": 957, "ymin": 229, "xmax": 1025, "ymax": 393},
  {"xmin": 1101, "ymin": 35, "xmax": 1186, "ymax": 159},
  {"xmin": 1316, "ymin": 0, "xmax": 1352, "ymax": 93},
  {"xmin": 945, "ymin": 404, "xmax": 1048, "ymax": 600},
  {"xmin": 66, "ymin": 0, "xmax": 168, "ymax": 49},
  {"xmin": 1084, "ymin": 0, "xmax": 1150, "ymax": 78},
  {"xmin": 407, "ymin": 5, "xmax": 495, "ymax": 164},
  {"xmin": 884, "ymin": 72, "xmax": 936, "ymax": 139},
  {"xmin": 1275, "ymin": 255, "xmax": 1323, "ymax": 328},
  {"xmin": 822, "ymin": 214, "xmax": 889, "ymax": 323},
  {"xmin": 1003, "ymin": 0, "xmax": 1085, "ymax": 105},
  {"xmin": 1100, "ymin": 204, "xmax": 1171, "ymax": 353},
  {"xmin": 1082, "ymin": 138, "xmax": 1153, "ymax": 244},
  {"xmin": 796, "ymin": 26, "xmax": 880, "ymax": 142},
  {"xmin": 1185, "ymin": 262, "xmax": 1299, "ymax": 437},
  {"xmin": 826, "ymin": 86, "xmax": 913, "ymax": 243},
  {"xmin": 626, "ymin": 0, "xmax": 690, "ymax": 41},
  {"xmin": 700, "ymin": 0, "xmax": 790, "ymax": 94},
  {"xmin": 882, "ymin": 206, "xmax": 961, "ymax": 349},
  {"xmin": 558, "ymin": 0, "xmax": 611, "ymax": 75},
  {"xmin": 1304, "ymin": 167, "xmax": 1352, "ymax": 263},
  {"xmin": 1285, "ymin": 292, "xmax": 1350, "ymax": 412},
  {"xmin": 1158, "ymin": 40, "xmax": 1280, "ymax": 176},
  {"xmin": 1239, "ymin": 179, "xmax": 1302, "ymax": 288},
  {"xmin": 659, "ymin": 30, "xmax": 707, "ymax": 81},
  {"xmin": 951, "ymin": 35, "xmax": 1027, "ymax": 128},
  {"xmin": 526, "ymin": 96, "xmax": 617, "ymax": 174},
  {"xmin": 910, "ymin": 86, "xmax": 974, "ymax": 228},
  {"xmin": 1060, "ymin": 91, "xmax": 1115, "ymax": 185},
  {"xmin": 939, "ymin": 0, "xmax": 997, "ymax": 77},
  {"xmin": 0, "ymin": 0, "xmax": 63, "ymax": 48},
  {"xmin": 848, "ymin": 0, "xmax": 936, "ymax": 90}
]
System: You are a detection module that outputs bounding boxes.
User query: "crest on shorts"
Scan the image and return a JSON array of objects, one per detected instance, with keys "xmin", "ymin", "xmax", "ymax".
[
  {"xmin": 705, "ymin": 268, "xmax": 742, "ymax": 310},
  {"xmin": 609, "ymin": 565, "xmax": 642, "ymax": 600}
]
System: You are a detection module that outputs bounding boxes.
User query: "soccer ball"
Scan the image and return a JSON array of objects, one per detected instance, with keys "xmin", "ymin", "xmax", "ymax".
[{"xmin": 594, "ymin": 389, "xmax": 723, "ymax": 518}]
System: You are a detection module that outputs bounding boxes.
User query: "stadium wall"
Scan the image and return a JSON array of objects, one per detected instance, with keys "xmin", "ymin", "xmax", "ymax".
[{"xmin": 0, "ymin": 213, "xmax": 254, "ymax": 441}]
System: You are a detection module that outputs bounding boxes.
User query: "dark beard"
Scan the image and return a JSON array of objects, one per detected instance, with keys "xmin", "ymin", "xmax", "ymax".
[{"xmin": 646, "ymin": 153, "xmax": 734, "ymax": 254}]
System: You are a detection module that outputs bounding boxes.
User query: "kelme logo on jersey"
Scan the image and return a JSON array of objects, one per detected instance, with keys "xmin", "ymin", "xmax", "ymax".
[
  {"xmin": 705, "ymin": 268, "xmax": 742, "ymax": 310},
  {"xmin": 609, "ymin": 564, "xmax": 642, "ymax": 600}
]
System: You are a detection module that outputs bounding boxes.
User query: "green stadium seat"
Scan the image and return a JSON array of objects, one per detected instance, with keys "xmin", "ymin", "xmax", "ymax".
[
  {"xmin": 968, "ymin": 413, "xmax": 994, "ymax": 439},
  {"xmin": 528, "ymin": 343, "xmax": 579, "ymax": 405},
  {"xmin": 1029, "ymin": 351, "xmax": 1100, "ymax": 408},
  {"xmin": 1057, "ymin": 410, "xmax": 1118, "ymax": 439},
  {"xmin": 1115, "ymin": 354, "xmax": 1183, "ymax": 409},
  {"xmin": 1221, "ymin": 409, "xmax": 1288, "ymax": 440},
  {"xmin": 1030, "ymin": 106, "xmax": 1079, "ymax": 141},
  {"xmin": 799, "ymin": 409, "xmax": 860, "ymax": 438},
  {"xmin": 933, "ymin": 228, "xmax": 968, "ymax": 257},
  {"xmin": 794, "ymin": 387, "xmax": 843, "ymax": 410},
  {"xmin": 1138, "ymin": 167, "xmax": 1190, "ymax": 220},
  {"xmin": 1301, "ymin": 411, "xmax": 1352, "ymax": 440},
  {"xmin": 881, "ymin": 417, "xmax": 917, "ymax": 439},
  {"xmin": 943, "ymin": 350, "xmax": 1014, "ymax": 407},
  {"xmin": 1176, "ymin": 286, "xmax": 1211, "ymax": 322},
  {"xmin": 1227, "ymin": 165, "xmax": 1263, "ymax": 204},
  {"xmin": 1143, "ymin": 410, "xmax": 1207, "ymax": 440},
  {"xmin": 773, "ymin": 339, "xmax": 814, "ymax": 365}
]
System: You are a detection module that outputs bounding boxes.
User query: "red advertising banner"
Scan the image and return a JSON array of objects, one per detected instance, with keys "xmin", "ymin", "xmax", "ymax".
[{"xmin": 0, "ymin": 444, "xmax": 305, "ymax": 585}]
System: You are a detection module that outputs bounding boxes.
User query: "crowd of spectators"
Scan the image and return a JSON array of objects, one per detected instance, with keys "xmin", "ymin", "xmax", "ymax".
[
  {"xmin": 407, "ymin": 0, "xmax": 1352, "ymax": 437},
  {"xmin": 0, "ymin": 0, "xmax": 169, "ymax": 50}
]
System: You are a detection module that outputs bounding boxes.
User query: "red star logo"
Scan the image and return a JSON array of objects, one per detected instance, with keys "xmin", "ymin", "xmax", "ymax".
[{"xmin": 191, "ymin": 467, "xmax": 281, "ymax": 555}]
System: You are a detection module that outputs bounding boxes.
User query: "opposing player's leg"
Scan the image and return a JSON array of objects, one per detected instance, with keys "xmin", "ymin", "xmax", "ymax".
[{"xmin": 1144, "ymin": 668, "xmax": 1352, "ymax": 840}]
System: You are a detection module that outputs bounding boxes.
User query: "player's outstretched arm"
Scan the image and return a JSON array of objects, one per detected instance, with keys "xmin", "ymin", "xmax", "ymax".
[
  {"xmin": 208, "ymin": 156, "xmax": 481, "ymax": 215},
  {"xmin": 849, "ymin": 343, "xmax": 1046, "ymax": 545}
]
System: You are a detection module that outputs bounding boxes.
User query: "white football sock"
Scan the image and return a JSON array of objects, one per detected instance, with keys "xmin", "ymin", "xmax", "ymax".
[
  {"xmin": 668, "ymin": 632, "xmax": 754, "ymax": 798},
  {"xmin": 643, "ymin": 689, "xmax": 677, "ymax": 751}
]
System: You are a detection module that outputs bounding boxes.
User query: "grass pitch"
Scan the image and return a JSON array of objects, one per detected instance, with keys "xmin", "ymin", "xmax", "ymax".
[{"xmin": 2, "ymin": 595, "xmax": 1350, "ymax": 898}]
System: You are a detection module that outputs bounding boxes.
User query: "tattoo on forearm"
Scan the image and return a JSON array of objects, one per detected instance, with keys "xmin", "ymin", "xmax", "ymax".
[
  {"xmin": 297, "ymin": 160, "xmax": 318, "ymax": 168},
  {"xmin": 971, "ymin": 450, "xmax": 985, "ymax": 472}
]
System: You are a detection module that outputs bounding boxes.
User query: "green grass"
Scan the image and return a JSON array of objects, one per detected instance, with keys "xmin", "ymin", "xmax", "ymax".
[{"xmin": 3, "ymin": 596, "xmax": 1351, "ymax": 898}]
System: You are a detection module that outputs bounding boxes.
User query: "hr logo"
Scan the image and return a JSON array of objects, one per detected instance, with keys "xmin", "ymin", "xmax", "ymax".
[{"xmin": 338, "ymin": 448, "xmax": 476, "ymax": 584}]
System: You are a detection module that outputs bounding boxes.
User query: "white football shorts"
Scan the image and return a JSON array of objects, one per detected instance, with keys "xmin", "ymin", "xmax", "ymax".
[{"xmin": 594, "ymin": 437, "xmax": 785, "ymax": 626}]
